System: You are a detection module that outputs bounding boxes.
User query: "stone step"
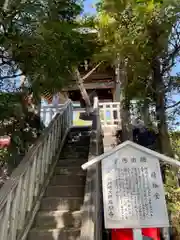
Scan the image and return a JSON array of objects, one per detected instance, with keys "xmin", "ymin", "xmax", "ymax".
[
  {"xmin": 64, "ymin": 131, "xmax": 90, "ymax": 138},
  {"xmin": 40, "ymin": 197, "xmax": 83, "ymax": 211},
  {"xmin": 66, "ymin": 139, "xmax": 90, "ymax": 146},
  {"xmin": 104, "ymin": 147, "xmax": 113, "ymax": 153},
  {"xmin": 62, "ymin": 145, "xmax": 89, "ymax": 153},
  {"xmin": 69, "ymin": 125, "xmax": 91, "ymax": 131},
  {"xmin": 66, "ymin": 135, "xmax": 90, "ymax": 144},
  {"xmin": 50, "ymin": 175, "xmax": 85, "ymax": 186},
  {"xmin": 27, "ymin": 127, "xmax": 89, "ymax": 240},
  {"xmin": 67, "ymin": 127, "xmax": 91, "ymax": 136},
  {"xmin": 59, "ymin": 151, "xmax": 88, "ymax": 159},
  {"xmin": 34, "ymin": 210, "xmax": 82, "ymax": 229},
  {"xmin": 103, "ymin": 136, "xmax": 116, "ymax": 145},
  {"xmin": 54, "ymin": 167, "xmax": 86, "ymax": 176},
  {"xmin": 57, "ymin": 159, "xmax": 86, "ymax": 167},
  {"xmin": 28, "ymin": 228, "xmax": 80, "ymax": 240},
  {"xmin": 45, "ymin": 186, "xmax": 84, "ymax": 198}
]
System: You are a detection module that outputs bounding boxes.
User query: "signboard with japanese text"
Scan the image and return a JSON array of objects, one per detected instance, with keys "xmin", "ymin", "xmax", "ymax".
[{"xmin": 102, "ymin": 144, "xmax": 169, "ymax": 229}]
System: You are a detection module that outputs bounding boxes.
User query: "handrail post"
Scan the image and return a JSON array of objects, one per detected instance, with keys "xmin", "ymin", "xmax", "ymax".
[{"xmin": 94, "ymin": 97, "xmax": 103, "ymax": 240}]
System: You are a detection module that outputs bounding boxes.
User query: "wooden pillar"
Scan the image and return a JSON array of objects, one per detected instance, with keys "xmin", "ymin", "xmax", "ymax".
[
  {"xmin": 114, "ymin": 62, "xmax": 121, "ymax": 102},
  {"xmin": 114, "ymin": 82, "xmax": 121, "ymax": 102},
  {"xmin": 111, "ymin": 88, "xmax": 115, "ymax": 102}
]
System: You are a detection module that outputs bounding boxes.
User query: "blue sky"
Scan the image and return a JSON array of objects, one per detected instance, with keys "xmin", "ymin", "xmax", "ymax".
[{"xmin": 83, "ymin": 0, "xmax": 96, "ymax": 14}]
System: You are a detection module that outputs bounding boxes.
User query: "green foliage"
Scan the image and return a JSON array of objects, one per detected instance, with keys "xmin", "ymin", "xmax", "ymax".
[
  {"xmin": 0, "ymin": 93, "xmax": 45, "ymax": 172},
  {"xmin": 0, "ymin": 0, "xmax": 100, "ymax": 187},
  {"xmin": 0, "ymin": 93, "xmax": 23, "ymax": 120},
  {"xmin": 164, "ymin": 170, "xmax": 180, "ymax": 235},
  {"xmin": 96, "ymin": 0, "xmax": 180, "ymax": 100},
  {"xmin": 97, "ymin": 0, "xmax": 180, "ymax": 234},
  {"xmin": 163, "ymin": 132, "xmax": 180, "ymax": 235},
  {"xmin": 0, "ymin": 0, "xmax": 98, "ymax": 96},
  {"xmin": 171, "ymin": 131, "xmax": 180, "ymax": 158},
  {"xmin": 13, "ymin": 21, "xmax": 96, "ymax": 94}
]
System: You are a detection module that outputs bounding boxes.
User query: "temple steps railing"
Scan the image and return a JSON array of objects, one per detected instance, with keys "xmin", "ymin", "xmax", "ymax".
[
  {"xmin": 41, "ymin": 101, "xmax": 156, "ymax": 128},
  {"xmin": 0, "ymin": 100, "xmax": 73, "ymax": 240},
  {"xmin": 41, "ymin": 102, "xmax": 122, "ymax": 127}
]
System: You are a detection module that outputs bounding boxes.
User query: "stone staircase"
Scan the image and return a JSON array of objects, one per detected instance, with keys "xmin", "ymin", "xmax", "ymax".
[
  {"xmin": 27, "ymin": 126, "xmax": 90, "ymax": 240},
  {"xmin": 103, "ymin": 126, "xmax": 117, "ymax": 152}
]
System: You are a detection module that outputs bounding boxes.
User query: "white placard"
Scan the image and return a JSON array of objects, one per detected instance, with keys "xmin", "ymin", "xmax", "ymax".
[{"xmin": 102, "ymin": 145, "xmax": 169, "ymax": 229}]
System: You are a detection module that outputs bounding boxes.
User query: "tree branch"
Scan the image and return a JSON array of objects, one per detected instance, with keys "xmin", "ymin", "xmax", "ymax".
[
  {"xmin": 166, "ymin": 100, "xmax": 180, "ymax": 109},
  {"xmin": 0, "ymin": 73, "xmax": 23, "ymax": 80},
  {"xmin": 161, "ymin": 44, "xmax": 180, "ymax": 75},
  {"xmin": 73, "ymin": 61, "xmax": 103, "ymax": 113},
  {"xmin": 82, "ymin": 61, "xmax": 103, "ymax": 81},
  {"xmin": 161, "ymin": 25, "xmax": 180, "ymax": 75}
]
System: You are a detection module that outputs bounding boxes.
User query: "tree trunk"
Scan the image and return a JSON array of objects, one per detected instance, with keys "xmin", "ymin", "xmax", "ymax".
[
  {"xmin": 152, "ymin": 57, "xmax": 173, "ymax": 157},
  {"xmin": 74, "ymin": 68, "xmax": 91, "ymax": 113},
  {"xmin": 73, "ymin": 62, "xmax": 103, "ymax": 114},
  {"xmin": 142, "ymin": 99, "xmax": 151, "ymax": 127},
  {"xmin": 118, "ymin": 59, "xmax": 133, "ymax": 142},
  {"xmin": 114, "ymin": 56, "xmax": 121, "ymax": 102},
  {"xmin": 151, "ymin": 58, "xmax": 174, "ymax": 240}
]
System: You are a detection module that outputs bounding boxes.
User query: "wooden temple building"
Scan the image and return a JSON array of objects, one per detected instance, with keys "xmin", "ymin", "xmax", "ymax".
[{"xmin": 57, "ymin": 61, "xmax": 120, "ymax": 104}]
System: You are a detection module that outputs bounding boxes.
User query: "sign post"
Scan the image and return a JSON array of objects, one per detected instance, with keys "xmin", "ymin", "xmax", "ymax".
[
  {"xmin": 133, "ymin": 229, "xmax": 143, "ymax": 240},
  {"xmin": 101, "ymin": 144, "xmax": 169, "ymax": 231},
  {"xmin": 82, "ymin": 141, "xmax": 180, "ymax": 240}
]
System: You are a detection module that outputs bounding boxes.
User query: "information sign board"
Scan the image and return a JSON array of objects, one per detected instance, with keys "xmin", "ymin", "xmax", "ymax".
[{"xmin": 102, "ymin": 145, "xmax": 169, "ymax": 229}]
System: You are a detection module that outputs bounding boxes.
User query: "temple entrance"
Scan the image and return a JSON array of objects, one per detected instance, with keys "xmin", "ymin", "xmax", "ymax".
[
  {"xmin": 68, "ymin": 88, "xmax": 113, "ymax": 102},
  {"xmin": 95, "ymin": 89, "xmax": 113, "ymax": 101}
]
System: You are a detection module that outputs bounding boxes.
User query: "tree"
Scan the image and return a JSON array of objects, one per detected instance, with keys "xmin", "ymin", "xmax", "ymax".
[
  {"xmin": 0, "ymin": 0, "xmax": 97, "ymax": 99},
  {"xmin": 0, "ymin": 0, "xmax": 102, "ymax": 186},
  {"xmin": 95, "ymin": 9, "xmax": 134, "ymax": 141},
  {"xmin": 96, "ymin": 0, "xmax": 180, "ymax": 153},
  {"xmin": 96, "ymin": 1, "xmax": 180, "ymax": 236}
]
